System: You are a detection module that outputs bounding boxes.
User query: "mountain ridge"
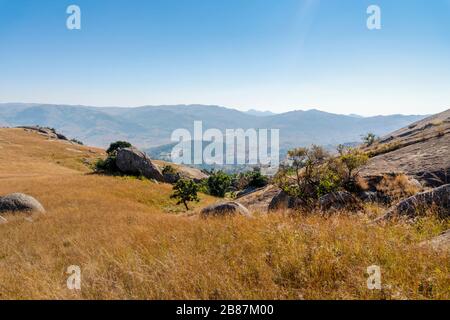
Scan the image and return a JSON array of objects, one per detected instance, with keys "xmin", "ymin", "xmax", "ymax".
[{"xmin": 0, "ymin": 103, "xmax": 429, "ymax": 151}]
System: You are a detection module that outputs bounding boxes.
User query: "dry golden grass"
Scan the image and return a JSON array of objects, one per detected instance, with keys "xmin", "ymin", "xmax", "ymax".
[
  {"xmin": 0, "ymin": 129, "xmax": 449, "ymax": 300},
  {"xmin": 377, "ymin": 174, "xmax": 421, "ymax": 202}
]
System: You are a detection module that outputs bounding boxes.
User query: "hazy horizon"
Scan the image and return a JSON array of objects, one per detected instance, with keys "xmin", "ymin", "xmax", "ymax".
[{"xmin": 0, "ymin": 101, "xmax": 440, "ymax": 117}]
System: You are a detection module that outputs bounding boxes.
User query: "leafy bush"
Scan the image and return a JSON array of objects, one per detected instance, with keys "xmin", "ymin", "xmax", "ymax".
[
  {"xmin": 170, "ymin": 179, "xmax": 200, "ymax": 210},
  {"xmin": 94, "ymin": 154, "xmax": 119, "ymax": 173},
  {"xmin": 95, "ymin": 141, "xmax": 133, "ymax": 174},
  {"xmin": 71, "ymin": 138, "xmax": 84, "ymax": 145},
  {"xmin": 316, "ymin": 168, "xmax": 342, "ymax": 197},
  {"xmin": 362, "ymin": 133, "xmax": 378, "ymax": 146},
  {"xmin": 277, "ymin": 145, "xmax": 370, "ymax": 201},
  {"xmin": 106, "ymin": 141, "xmax": 132, "ymax": 154},
  {"xmin": 246, "ymin": 169, "xmax": 269, "ymax": 188},
  {"xmin": 232, "ymin": 168, "xmax": 268, "ymax": 190},
  {"xmin": 162, "ymin": 165, "xmax": 177, "ymax": 175},
  {"xmin": 207, "ymin": 171, "xmax": 232, "ymax": 197}
]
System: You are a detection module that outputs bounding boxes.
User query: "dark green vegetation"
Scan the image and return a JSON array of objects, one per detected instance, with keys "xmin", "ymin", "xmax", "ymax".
[
  {"xmin": 94, "ymin": 141, "xmax": 132, "ymax": 174},
  {"xmin": 106, "ymin": 141, "xmax": 132, "ymax": 154}
]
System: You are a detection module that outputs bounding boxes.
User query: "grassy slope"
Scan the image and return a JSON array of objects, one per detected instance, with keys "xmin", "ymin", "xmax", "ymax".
[{"xmin": 0, "ymin": 129, "xmax": 448, "ymax": 299}]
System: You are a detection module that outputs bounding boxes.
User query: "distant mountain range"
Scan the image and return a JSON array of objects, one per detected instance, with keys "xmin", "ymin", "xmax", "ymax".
[
  {"xmin": 244, "ymin": 109, "xmax": 276, "ymax": 117},
  {"xmin": 0, "ymin": 103, "xmax": 427, "ymax": 154}
]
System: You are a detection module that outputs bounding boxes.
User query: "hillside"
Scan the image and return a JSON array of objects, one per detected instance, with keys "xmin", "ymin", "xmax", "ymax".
[
  {"xmin": 0, "ymin": 103, "xmax": 427, "ymax": 151},
  {"xmin": 0, "ymin": 128, "xmax": 448, "ymax": 299},
  {"xmin": 362, "ymin": 109, "xmax": 450, "ymax": 187}
]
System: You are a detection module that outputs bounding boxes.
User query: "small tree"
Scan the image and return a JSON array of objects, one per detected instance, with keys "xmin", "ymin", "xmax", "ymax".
[
  {"xmin": 362, "ymin": 133, "xmax": 377, "ymax": 147},
  {"xmin": 336, "ymin": 146, "xmax": 369, "ymax": 192},
  {"xmin": 106, "ymin": 141, "xmax": 132, "ymax": 154},
  {"xmin": 170, "ymin": 179, "xmax": 200, "ymax": 210}
]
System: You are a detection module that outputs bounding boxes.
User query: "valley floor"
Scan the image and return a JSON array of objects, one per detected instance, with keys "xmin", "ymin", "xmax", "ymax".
[{"xmin": 0, "ymin": 129, "xmax": 448, "ymax": 299}]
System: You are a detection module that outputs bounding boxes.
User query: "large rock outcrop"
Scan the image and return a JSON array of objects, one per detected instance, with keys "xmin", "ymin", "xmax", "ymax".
[
  {"xmin": 158, "ymin": 163, "xmax": 208, "ymax": 184},
  {"xmin": 115, "ymin": 147, "xmax": 165, "ymax": 182},
  {"xmin": 361, "ymin": 109, "xmax": 450, "ymax": 187},
  {"xmin": 380, "ymin": 184, "xmax": 450, "ymax": 220},
  {"xmin": 0, "ymin": 193, "xmax": 45, "ymax": 213},
  {"xmin": 237, "ymin": 185, "xmax": 303, "ymax": 213},
  {"xmin": 18, "ymin": 126, "xmax": 68, "ymax": 140},
  {"xmin": 201, "ymin": 201, "xmax": 250, "ymax": 218}
]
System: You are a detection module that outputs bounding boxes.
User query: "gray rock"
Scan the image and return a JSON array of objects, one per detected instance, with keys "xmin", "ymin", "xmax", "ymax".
[
  {"xmin": 358, "ymin": 191, "xmax": 392, "ymax": 204},
  {"xmin": 319, "ymin": 191, "xmax": 361, "ymax": 212},
  {"xmin": 268, "ymin": 190, "xmax": 307, "ymax": 211},
  {"xmin": 115, "ymin": 147, "xmax": 165, "ymax": 182},
  {"xmin": 381, "ymin": 184, "xmax": 450, "ymax": 220},
  {"xmin": 0, "ymin": 193, "xmax": 45, "ymax": 213},
  {"xmin": 163, "ymin": 172, "xmax": 181, "ymax": 184},
  {"xmin": 235, "ymin": 187, "xmax": 259, "ymax": 199},
  {"xmin": 18, "ymin": 126, "xmax": 68, "ymax": 140},
  {"xmin": 268, "ymin": 190, "xmax": 291, "ymax": 211},
  {"xmin": 201, "ymin": 201, "xmax": 250, "ymax": 218},
  {"xmin": 160, "ymin": 164, "xmax": 208, "ymax": 184},
  {"xmin": 237, "ymin": 185, "xmax": 284, "ymax": 213},
  {"xmin": 421, "ymin": 229, "xmax": 450, "ymax": 251},
  {"xmin": 358, "ymin": 191, "xmax": 379, "ymax": 203}
]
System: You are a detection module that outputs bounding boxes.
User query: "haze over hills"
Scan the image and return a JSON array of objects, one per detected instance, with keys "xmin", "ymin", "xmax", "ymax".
[
  {"xmin": 244, "ymin": 109, "xmax": 276, "ymax": 117},
  {"xmin": 0, "ymin": 103, "xmax": 428, "ymax": 153}
]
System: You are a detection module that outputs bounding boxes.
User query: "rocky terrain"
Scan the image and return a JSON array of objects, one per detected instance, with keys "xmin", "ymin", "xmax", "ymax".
[
  {"xmin": 361, "ymin": 109, "xmax": 450, "ymax": 187},
  {"xmin": 236, "ymin": 110, "xmax": 450, "ymax": 224}
]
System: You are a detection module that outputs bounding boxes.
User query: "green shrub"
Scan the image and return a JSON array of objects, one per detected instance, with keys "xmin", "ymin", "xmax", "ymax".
[
  {"xmin": 316, "ymin": 169, "xmax": 341, "ymax": 197},
  {"xmin": 71, "ymin": 138, "xmax": 84, "ymax": 145},
  {"xmin": 162, "ymin": 165, "xmax": 177, "ymax": 175},
  {"xmin": 95, "ymin": 141, "xmax": 133, "ymax": 174},
  {"xmin": 246, "ymin": 169, "xmax": 269, "ymax": 188},
  {"xmin": 195, "ymin": 179, "xmax": 209, "ymax": 194},
  {"xmin": 362, "ymin": 133, "xmax": 378, "ymax": 146},
  {"xmin": 207, "ymin": 171, "xmax": 232, "ymax": 197},
  {"xmin": 277, "ymin": 145, "xmax": 369, "ymax": 201},
  {"xmin": 94, "ymin": 154, "xmax": 119, "ymax": 173},
  {"xmin": 106, "ymin": 141, "xmax": 132, "ymax": 154},
  {"xmin": 232, "ymin": 169, "xmax": 268, "ymax": 190}
]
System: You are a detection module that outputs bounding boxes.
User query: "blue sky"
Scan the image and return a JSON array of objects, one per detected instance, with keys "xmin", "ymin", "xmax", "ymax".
[{"xmin": 0, "ymin": 0, "xmax": 449, "ymax": 115}]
